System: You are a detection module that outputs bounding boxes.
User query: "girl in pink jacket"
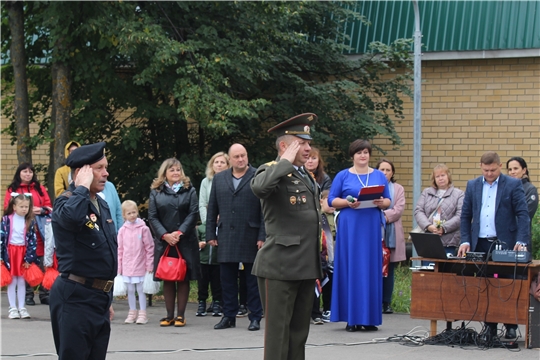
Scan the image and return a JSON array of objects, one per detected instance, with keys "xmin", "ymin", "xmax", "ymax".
[{"xmin": 118, "ymin": 200, "xmax": 154, "ymax": 324}]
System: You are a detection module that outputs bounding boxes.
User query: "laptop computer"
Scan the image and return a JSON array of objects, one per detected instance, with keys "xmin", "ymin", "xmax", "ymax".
[{"xmin": 409, "ymin": 232, "xmax": 461, "ymax": 260}]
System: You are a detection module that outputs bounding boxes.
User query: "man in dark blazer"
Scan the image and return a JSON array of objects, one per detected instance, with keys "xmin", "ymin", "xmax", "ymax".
[
  {"xmin": 206, "ymin": 143, "xmax": 265, "ymax": 331},
  {"xmin": 458, "ymin": 151, "xmax": 530, "ymax": 340},
  {"xmin": 251, "ymin": 113, "xmax": 323, "ymax": 360}
]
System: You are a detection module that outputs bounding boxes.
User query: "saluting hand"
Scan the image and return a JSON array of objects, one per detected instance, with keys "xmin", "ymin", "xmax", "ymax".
[
  {"xmin": 281, "ymin": 140, "xmax": 300, "ymax": 164},
  {"xmin": 74, "ymin": 165, "xmax": 94, "ymax": 190}
]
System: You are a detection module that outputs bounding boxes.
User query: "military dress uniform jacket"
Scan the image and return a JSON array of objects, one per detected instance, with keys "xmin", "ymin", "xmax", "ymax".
[
  {"xmin": 148, "ymin": 184, "xmax": 201, "ymax": 281},
  {"xmin": 206, "ymin": 166, "xmax": 266, "ymax": 263},
  {"xmin": 251, "ymin": 159, "xmax": 322, "ymax": 281},
  {"xmin": 52, "ymin": 183, "xmax": 117, "ymax": 281}
]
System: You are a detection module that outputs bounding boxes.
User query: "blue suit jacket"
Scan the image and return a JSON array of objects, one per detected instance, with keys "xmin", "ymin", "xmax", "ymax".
[{"xmin": 460, "ymin": 174, "xmax": 530, "ymax": 251}]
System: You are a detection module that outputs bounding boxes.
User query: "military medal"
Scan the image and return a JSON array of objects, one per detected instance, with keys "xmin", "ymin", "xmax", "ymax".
[
  {"xmin": 290, "ymin": 196, "xmax": 297, "ymax": 205},
  {"xmin": 292, "ymin": 180, "xmax": 300, "ymax": 184},
  {"xmin": 90, "ymin": 214, "xmax": 97, "ymax": 222},
  {"xmin": 85, "ymin": 221, "xmax": 95, "ymax": 229},
  {"xmin": 301, "ymin": 195, "xmax": 307, "ymax": 203}
]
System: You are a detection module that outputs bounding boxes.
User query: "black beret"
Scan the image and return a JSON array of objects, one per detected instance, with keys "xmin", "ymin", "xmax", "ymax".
[
  {"xmin": 268, "ymin": 113, "xmax": 317, "ymax": 140},
  {"xmin": 66, "ymin": 142, "xmax": 106, "ymax": 168}
]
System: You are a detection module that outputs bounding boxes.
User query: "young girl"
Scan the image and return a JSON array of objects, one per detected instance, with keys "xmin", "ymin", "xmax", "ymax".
[
  {"xmin": 117, "ymin": 200, "xmax": 154, "ymax": 324},
  {"xmin": 0, "ymin": 193, "xmax": 38, "ymax": 319}
]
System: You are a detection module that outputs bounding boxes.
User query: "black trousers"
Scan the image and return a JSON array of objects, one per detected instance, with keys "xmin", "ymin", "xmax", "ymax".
[
  {"xmin": 198, "ymin": 263, "xmax": 222, "ymax": 302},
  {"xmin": 321, "ymin": 272, "xmax": 333, "ymax": 312},
  {"xmin": 220, "ymin": 262, "xmax": 262, "ymax": 320},
  {"xmin": 50, "ymin": 276, "xmax": 112, "ymax": 360},
  {"xmin": 239, "ymin": 268, "xmax": 247, "ymax": 305}
]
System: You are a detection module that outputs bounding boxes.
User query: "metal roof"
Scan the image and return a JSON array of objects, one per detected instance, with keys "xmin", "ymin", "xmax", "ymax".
[{"xmin": 342, "ymin": 0, "xmax": 540, "ymax": 54}]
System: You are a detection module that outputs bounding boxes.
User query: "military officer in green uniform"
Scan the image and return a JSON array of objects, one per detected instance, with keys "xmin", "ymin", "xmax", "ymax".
[{"xmin": 251, "ymin": 113, "xmax": 322, "ymax": 360}]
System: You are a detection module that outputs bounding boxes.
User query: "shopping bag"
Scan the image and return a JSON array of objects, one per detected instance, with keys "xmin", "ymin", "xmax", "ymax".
[
  {"xmin": 155, "ymin": 245, "xmax": 186, "ymax": 281},
  {"xmin": 142, "ymin": 271, "xmax": 161, "ymax": 294},
  {"xmin": 113, "ymin": 275, "xmax": 127, "ymax": 296}
]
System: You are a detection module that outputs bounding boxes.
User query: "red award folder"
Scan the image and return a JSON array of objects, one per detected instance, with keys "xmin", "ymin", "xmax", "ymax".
[{"xmin": 353, "ymin": 185, "xmax": 385, "ymax": 209}]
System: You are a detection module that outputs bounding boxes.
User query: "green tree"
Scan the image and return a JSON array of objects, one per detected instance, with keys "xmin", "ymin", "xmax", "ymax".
[{"xmin": 2, "ymin": 1, "xmax": 412, "ymax": 212}]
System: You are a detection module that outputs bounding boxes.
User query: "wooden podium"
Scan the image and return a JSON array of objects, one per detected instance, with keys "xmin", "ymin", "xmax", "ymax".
[{"xmin": 410, "ymin": 258, "xmax": 540, "ymax": 348}]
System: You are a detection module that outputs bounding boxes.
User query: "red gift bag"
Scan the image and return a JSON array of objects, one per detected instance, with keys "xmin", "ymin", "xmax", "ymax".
[
  {"xmin": 1, "ymin": 262, "xmax": 12, "ymax": 287},
  {"xmin": 42, "ymin": 267, "xmax": 60, "ymax": 290},
  {"xmin": 23, "ymin": 263, "xmax": 44, "ymax": 287},
  {"xmin": 155, "ymin": 245, "xmax": 186, "ymax": 281},
  {"xmin": 382, "ymin": 239, "xmax": 390, "ymax": 278}
]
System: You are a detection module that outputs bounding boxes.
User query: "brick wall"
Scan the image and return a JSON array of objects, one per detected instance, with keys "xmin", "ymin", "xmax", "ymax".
[{"xmin": 2, "ymin": 57, "xmax": 539, "ymax": 226}]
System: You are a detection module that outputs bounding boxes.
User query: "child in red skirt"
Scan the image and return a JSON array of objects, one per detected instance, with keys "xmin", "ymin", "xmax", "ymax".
[{"xmin": 0, "ymin": 193, "xmax": 38, "ymax": 319}]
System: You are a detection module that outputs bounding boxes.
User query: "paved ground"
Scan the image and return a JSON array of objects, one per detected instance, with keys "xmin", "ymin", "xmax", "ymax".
[{"xmin": 1, "ymin": 292, "xmax": 538, "ymax": 359}]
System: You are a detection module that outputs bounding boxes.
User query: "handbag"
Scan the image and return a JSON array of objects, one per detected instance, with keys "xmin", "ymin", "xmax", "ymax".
[{"xmin": 155, "ymin": 245, "xmax": 187, "ymax": 282}]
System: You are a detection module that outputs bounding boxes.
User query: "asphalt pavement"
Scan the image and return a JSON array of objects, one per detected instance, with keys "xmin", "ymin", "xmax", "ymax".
[{"xmin": 1, "ymin": 291, "xmax": 538, "ymax": 359}]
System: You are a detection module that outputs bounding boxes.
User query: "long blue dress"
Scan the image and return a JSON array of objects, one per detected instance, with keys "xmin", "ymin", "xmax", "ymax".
[{"xmin": 328, "ymin": 168, "xmax": 390, "ymax": 326}]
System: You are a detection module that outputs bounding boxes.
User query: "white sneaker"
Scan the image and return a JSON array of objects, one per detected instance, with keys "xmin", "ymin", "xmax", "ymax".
[
  {"xmin": 8, "ymin": 307, "xmax": 20, "ymax": 319},
  {"xmin": 18, "ymin": 308, "xmax": 31, "ymax": 319}
]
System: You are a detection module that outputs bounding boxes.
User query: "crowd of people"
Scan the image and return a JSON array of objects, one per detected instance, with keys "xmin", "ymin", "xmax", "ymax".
[{"xmin": 1, "ymin": 122, "xmax": 537, "ymax": 359}]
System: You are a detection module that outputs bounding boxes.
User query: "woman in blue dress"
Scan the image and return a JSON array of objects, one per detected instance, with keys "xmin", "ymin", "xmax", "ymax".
[{"xmin": 328, "ymin": 139, "xmax": 390, "ymax": 332}]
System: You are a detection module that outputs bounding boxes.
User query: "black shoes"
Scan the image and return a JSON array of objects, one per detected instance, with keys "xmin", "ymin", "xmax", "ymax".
[
  {"xmin": 212, "ymin": 301, "xmax": 223, "ymax": 317},
  {"xmin": 214, "ymin": 317, "xmax": 236, "ymax": 329},
  {"xmin": 504, "ymin": 327, "xmax": 517, "ymax": 339},
  {"xmin": 25, "ymin": 297, "xmax": 35, "ymax": 306},
  {"xmin": 363, "ymin": 325, "xmax": 378, "ymax": 331},
  {"xmin": 40, "ymin": 297, "xmax": 50, "ymax": 305},
  {"xmin": 345, "ymin": 324, "xmax": 378, "ymax": 332},
  {"xmin": 382, "ymin": 302, "xmax": 393, "ymax": 314},
  {"xmin": 248, "ymin": 319, "xmax": 260, "ymax": 331},
  {"xmin": 237, "ymin": 304, "xmax": 248, "ymax": 317},
  {"xmin": 196, "ymin": 301, "xmax": 207, "ymax": 316}
]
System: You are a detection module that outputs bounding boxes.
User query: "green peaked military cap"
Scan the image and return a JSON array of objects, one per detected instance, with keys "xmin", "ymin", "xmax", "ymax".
[
  {"xmin": 268, "ymin": 113, "xmax": 318, "ymax": 140},
  {"xmin": 66, "ymin": 142, "xmax": 106, "ymax": 168}
]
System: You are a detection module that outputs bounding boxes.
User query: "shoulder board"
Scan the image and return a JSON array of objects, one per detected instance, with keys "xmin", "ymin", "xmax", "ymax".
[
  {"xmin": 264, "ymin": 161, "xmax": 277, "ymax": 166},
  {"xmin": 60, "ymin": 191, "xmax": 73, "ymax": 198}
]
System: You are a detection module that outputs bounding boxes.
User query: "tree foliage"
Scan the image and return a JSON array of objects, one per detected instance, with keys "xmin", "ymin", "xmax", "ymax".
[{"xmin": 1, "ymin": 1, "xmax": 412, "ymax": 213}]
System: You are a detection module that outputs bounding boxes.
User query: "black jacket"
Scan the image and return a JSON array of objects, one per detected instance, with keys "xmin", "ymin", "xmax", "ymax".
[
  {"xmin": 148, "ymin": 183, "xmax": 201, "ymax": 281},
  {"xmin": 52, "ymin": 184, "xmax": 117, "ymax": 281},
  {"xmin": 522, "ymin": 178, "xmax": 539, "ymax": 221}
]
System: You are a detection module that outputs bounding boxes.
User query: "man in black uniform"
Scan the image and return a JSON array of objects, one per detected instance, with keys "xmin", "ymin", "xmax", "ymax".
[
  {"xmin": 50, "ymin": 142, "xmax": 117, "ymax": 360},
  {"xmin": 251, "ymin": 113, "xmax": 322, "ymax": 360}
]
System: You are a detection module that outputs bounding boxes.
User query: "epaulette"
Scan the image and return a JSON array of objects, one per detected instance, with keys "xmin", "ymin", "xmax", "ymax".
[
  {"xmin": 264, "ymin": 161, "xmax": 277, "ymax": 166},
  {"xmin": 60, "ymin": 190, "xmax": 73, "ymax": 198}
]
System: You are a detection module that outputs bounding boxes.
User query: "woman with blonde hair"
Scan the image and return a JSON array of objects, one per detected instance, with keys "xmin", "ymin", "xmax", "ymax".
[
  {"xmin": 199, "ymin": 152, "xmax": 230, "ymax": 223},
  {"xmin": 414, "ymin": 164, "xmax": 464, "ymax": 256},
  {"xmin": 148, "ymin": 158, "xmax": 200, "ymax": 327}
]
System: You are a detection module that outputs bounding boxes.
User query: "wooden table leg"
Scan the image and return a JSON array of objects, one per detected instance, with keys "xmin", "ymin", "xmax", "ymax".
[{"xmin": 430, "ymin": 320, "xmax": 437, "ymax": 337}]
